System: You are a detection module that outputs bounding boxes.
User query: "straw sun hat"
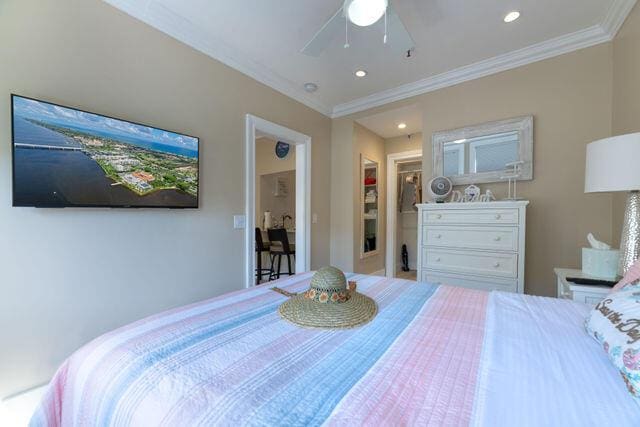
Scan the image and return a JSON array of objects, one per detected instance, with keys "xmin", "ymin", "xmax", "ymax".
[{"xmin": 278, "ymin": 266, "xmax": 377, "ymax": 329}]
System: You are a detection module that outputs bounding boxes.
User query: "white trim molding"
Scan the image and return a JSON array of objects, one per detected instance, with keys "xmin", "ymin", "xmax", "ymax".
[
  {"xmin": 602, "ymin": 0, "xmax": 638, "ymax": 36},
  {"xmin": 332, "ymin": 0, "xmax": 636, "ymax": 117},
  {"xmin": 385, "ymin": 150, "xmax": 423, "ymax": 279},
  {"xmin": 245, "ymin": 115, "xmax": 312, "ymax": 289},
  {"xmin": 105, "ymin": 0, "xmax": 636, "ymax": 119}
]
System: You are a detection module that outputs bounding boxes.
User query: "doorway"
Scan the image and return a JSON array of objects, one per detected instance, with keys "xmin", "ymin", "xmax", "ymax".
[
  {"xmin": 255, "ymin": 136, "xmax": 296, "ymax": 283},
  {"xmin": 245, "ymin": 115, "xmax": 311, "ymax": 288},
  {"xmin": 385, "ymin": 150, "xmax": 422, "ymax": 279}
]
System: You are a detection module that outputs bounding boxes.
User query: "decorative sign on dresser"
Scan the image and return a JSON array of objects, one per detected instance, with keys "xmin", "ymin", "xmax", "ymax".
[{"xmin": 417, "ymin": 201, "xmax": 529, "ymax": 293}]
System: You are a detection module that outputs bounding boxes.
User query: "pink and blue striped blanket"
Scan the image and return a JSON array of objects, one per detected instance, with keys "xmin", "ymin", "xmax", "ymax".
[{"xmin": 30, "ymin": 273, "xmax": 640, "ymax": 426}]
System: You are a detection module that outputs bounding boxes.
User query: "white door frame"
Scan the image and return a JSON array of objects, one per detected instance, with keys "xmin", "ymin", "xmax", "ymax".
[
  {"xmin": 385, "ymin": 150, "xmax": 422, "ymax": 278},
  {"xmin": 245, "ymin": 114, "xmax": 312, "ymax": 288}
]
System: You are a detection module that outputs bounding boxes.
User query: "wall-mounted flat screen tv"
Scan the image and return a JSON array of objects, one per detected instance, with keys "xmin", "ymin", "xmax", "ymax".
[{"xmin": 11, "ymin": 94, "xmax": 199, "ymax": 208}]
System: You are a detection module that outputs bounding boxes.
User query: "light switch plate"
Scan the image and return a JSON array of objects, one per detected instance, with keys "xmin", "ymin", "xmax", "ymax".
[
  {"xmin": 233, "ymin": 215, "xmax": 246, "ymax": 229},
  {"xmin": 312, "ymin": 213, "xmax": 318, "ymax": 224}
]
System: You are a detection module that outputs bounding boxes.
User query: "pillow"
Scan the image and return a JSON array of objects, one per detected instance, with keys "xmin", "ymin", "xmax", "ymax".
[
  {"xmin": 612, "ymin": 258, "xmax": 640, "ymax": 292},
  {"xmin": 585, "ymin": 285, "xmax": 640, "ymax": 402}
]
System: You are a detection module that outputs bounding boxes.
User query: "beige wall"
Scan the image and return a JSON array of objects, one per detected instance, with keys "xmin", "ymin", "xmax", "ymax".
[
  {"xmin": 260, "ymin": 170, "xmax": 296, "ymax": 229},
  {"xmin": 330, "ymin": 119, "xmax": 355, "ymax": 271},
  {"xmin": 255, "ymin": 137, "xmax": 295, "ymax": 226},
  {"xmin": 0, "ymin": 0, "xmax": 331, "ymax": 398},
  {"xmin": 385, "ymin": 133, "xmax": 423, "ymax": 156},
  {"xmin": 330, "ymin": 128, "xmax": 423, "ymax": 276},
  {"xmin": 343, "ymin": 44, "xmax": 615, "ymax": 297},
  {"xmin": 612, "ymin": 5, "xmax": 640, "ymax": 246},
  {"xmin": 353, "ymin": 124, "xmax": 386, "ymax": 274},
  {"xmin": 256, "ymin": 137, "xmax": 296, "ymax": 175},
  {"xmin": 419, "ymin": 45, "xmax": 614, "ymax": 296}
]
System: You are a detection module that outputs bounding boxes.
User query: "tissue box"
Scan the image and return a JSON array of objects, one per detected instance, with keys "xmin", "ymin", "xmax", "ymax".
[{"xmin": 582, "ymin": 248, "xmax": 620, "ymax": 280}]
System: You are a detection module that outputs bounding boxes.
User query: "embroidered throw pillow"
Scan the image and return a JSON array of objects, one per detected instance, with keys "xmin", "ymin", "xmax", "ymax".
[{"xmin": 585, "ymin": 284, "xmax": 640, "ymax": 402}]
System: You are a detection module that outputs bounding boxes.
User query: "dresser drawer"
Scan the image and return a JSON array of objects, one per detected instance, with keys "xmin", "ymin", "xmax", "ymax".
[
  {"xmin": 572, "ymin": 291, "xmax": 606, "ymax": 306},
  {"xmin": 423, "ymin": 208, "xmax": 519, "ymax": 225},
  {"xmin": 421, "ymin": 270, "xmax": 519, "ymax": 293},
  {"xmin": 422, "ymin": 248, "xmax": 518, "ymax": 278},
  {"xmin": 423, "ymin": 226, "xmax": 518, "ymax": 252}
]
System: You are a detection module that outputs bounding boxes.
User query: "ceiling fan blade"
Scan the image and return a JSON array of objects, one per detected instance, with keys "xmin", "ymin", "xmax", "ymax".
[
  {"xmin": 385, "ymin": 5, "xmax": 415, "ymax": 54},
  {"xmin": 301, "ymin": 7, "xmax": 344, "ymax": 57}
]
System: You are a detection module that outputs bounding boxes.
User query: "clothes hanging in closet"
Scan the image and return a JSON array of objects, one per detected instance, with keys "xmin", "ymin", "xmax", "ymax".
[{"xmin": 398, "ymin": 171, "xmax": 422, "ymax": 212}]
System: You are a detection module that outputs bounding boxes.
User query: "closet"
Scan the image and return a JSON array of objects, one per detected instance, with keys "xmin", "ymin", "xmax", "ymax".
[{"xmin": 396, "ymin": 161, "xmax": 422, "ymax": 278}]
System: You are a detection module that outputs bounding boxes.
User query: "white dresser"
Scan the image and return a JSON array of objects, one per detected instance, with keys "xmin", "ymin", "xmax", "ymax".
[{"xmin": 417, "ymin": 201, "xmax": 529, "ymax": 293}]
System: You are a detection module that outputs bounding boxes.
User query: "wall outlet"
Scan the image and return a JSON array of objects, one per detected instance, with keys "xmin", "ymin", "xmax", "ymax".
[
  {"xmin": 312, "ymin": 213, "xmax": 318, "ymax": 224},
  {"xmin": 233, "ymin": 215, "xmax": 246, "ymax": 229}
]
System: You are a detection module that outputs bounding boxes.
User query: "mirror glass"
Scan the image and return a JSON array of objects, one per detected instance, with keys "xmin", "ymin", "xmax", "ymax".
[
  {"xmin": 443, "ymin": 131, "xmax": 519, "ymax": 176},
  {"xmin": 362, "ymin": 157, "xmax": 379, "ymax": 257},
  {"xmin": 433, "ymin": 116, "xmax": 533, "ymax": 185}
]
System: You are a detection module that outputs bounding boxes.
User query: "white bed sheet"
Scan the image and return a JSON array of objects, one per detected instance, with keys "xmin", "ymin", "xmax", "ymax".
[{"xmin": 472, "ymin": 292, "xmax": 640, "ymax": 426}]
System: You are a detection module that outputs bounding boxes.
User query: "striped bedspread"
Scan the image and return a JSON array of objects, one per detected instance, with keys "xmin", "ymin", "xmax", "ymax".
[{"xmin": 30, "ymin": 273, "xmax": 640, "ymax": 426}]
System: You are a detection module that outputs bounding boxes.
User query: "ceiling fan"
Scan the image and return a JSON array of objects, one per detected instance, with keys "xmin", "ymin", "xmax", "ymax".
[{"xmin": 301, "ymin": 0, "xmax": 415, "ymax": 57}]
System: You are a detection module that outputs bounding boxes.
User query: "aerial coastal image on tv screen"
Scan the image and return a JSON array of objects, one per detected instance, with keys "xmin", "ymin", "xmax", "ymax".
[{"xmin": 12, "ymin": 95, "xmax": 199, "ymax": 208}]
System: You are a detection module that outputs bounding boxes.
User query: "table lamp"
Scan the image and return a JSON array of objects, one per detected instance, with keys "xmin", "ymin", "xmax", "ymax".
[{"xmin": 585, "ymin": 132, "xmax": 640, "ymax": 275}]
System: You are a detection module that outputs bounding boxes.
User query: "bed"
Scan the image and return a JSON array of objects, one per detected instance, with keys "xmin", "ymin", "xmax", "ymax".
[{"xmin": 30, "ymin": 273, "xmax": 640, "ymax": 426}]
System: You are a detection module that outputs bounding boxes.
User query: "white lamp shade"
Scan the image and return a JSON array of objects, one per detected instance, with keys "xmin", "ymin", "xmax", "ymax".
[{"xmin": 585, "ymin": 132, "xmax": 640, "ymax": 193}]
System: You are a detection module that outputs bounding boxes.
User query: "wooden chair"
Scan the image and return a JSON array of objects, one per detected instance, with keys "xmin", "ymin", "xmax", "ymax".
[{"xmin": 267, "ymin": 228, "xmax": 295, "ymax": 280}]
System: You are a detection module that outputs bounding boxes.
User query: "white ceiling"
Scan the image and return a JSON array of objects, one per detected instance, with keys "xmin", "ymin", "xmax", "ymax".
[
  {"xmin": 356, "ymin": 103, "xmax": 422, "ymax": 139},
  {"xmin": 104, "ymin": 0, "xmax": 636, "ymax": 117}
]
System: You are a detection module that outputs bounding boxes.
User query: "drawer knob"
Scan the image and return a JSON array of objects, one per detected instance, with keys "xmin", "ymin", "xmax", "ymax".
[
  {"xmin": 495, "ymin": 214, "xmax": 502, "ymax": 220},
  {"xmin": 436, "ymin": 257, "xmax": 441, "ymax": 262},
  {"xmin": 436, "ymin": 214, "xmax": 442, "ymax": 219},
  {"xmin": 435, "ymin": 234, "xmax": 442, "ymax": 239},
  {"xmin": 493, "ymin": 262, "xmax": 501, "ymax": 268},
  {"xmin": 494, "ymin": 236, "xmax": 501, "ymax": 242}
]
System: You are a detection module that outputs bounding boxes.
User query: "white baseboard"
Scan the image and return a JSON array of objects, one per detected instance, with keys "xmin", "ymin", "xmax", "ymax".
[
  {"xmin": 0, "ymin": 385, "xmax": 47, "ymax": 427},
  {"xmin": 371, "ymin": 269, "xmax": 386, "ymax": 277}
]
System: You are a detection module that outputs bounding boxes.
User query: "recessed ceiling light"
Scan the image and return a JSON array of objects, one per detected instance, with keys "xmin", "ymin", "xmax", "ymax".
[
  {"xmin": 355, "ymin": 70, "xmax": 368, "ymax": 78},
  {"xmin": 303, "ymin": 82, "xmax": 318, "ymax": 93},
  {"xmin": 397, "ymin": 123, "xmax": 407, "ymax": 130},
  {"xmin": 504, "ymin": 11, "xmax": 520, "ymax": 23}
]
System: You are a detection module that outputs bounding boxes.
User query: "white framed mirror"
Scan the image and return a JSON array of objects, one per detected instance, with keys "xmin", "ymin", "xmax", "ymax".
[
  {"xmin": 361, "ymin": 155, "xmax": 379, "ymax": 258},
  {"xmin": 433, "ymin": 116, "xmax": 533, "ymax": 185}
]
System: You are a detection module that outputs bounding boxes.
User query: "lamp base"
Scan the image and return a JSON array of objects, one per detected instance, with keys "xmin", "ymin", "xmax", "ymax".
[{"xmin": 619, "ymin": 190, "xmax": 640, "ymax": 275}]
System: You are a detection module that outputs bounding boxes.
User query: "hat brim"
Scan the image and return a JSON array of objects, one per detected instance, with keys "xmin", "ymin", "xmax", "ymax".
[{"xmin": 278, "ymin": 292, "xmax": 377, "ymax": 329}]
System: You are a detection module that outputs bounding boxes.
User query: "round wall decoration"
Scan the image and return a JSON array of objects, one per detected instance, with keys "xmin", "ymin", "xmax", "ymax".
[{"xmin": 275, "ymin": 141, "xmax": 290, "ymax": 159}]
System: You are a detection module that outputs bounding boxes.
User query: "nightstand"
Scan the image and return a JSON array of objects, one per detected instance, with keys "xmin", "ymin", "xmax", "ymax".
[{"xmin": 554, "ymin": 268, "xmax": 612, "ymax": 306}]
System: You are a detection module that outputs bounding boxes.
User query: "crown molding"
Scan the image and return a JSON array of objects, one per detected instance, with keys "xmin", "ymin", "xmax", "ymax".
[
  {"xmin": 602, "ymin": 0, "xmax": 637, "ymax": 37},
  {"xmin": 104, "ymin": 0, "xmax": 636, "ymax": 120},
  {"xmin": 331, "ymin": 0, "xmax": 636, "ymax": 117},
  {"xmin": 103, "ymin": 0, "xmax": 334, "ymax": 117},
  {"xmin": 331, "ymin": 27, "xmax": 609, "ymax": 117}
]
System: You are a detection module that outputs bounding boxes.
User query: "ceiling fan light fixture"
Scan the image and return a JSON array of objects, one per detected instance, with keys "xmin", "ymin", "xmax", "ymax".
[
  {"xmin": 355, "ymin": 70, "xmax": 368, "ymax": 77},
  {"xmin": 504, "ymin": 11, "xmax": 520, "ymax": 23},
  {"xmin": 397, "ymin": 123, "xmax": 407, "ymax": 130},
  {"xmin": 345, "ymin": 0, "xmax": 388, "ymax": 27}
]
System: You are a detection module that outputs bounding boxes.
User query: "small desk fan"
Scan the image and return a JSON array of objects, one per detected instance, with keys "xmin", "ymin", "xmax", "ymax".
[{"xmin": 428, "ymin": 176, "xmax": 452, "ymax": 203}]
